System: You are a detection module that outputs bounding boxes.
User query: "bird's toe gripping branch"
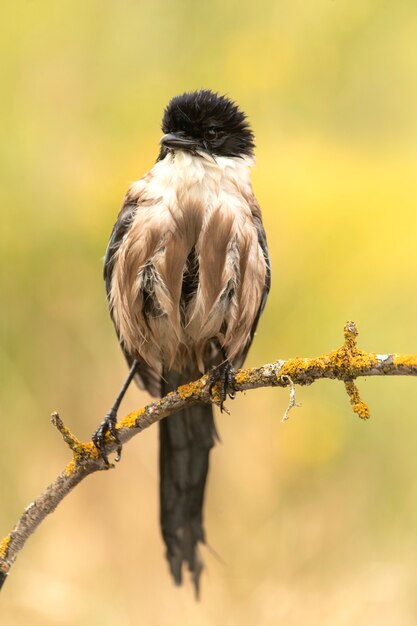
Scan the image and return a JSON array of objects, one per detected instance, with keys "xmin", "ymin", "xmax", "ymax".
[
  {"xmin": 207, "ymin": 360, "xmax": 236, "ymax": 412},
  {"xmin": 91, "ymin": 410, "xmax": 122, "ymax": 466}
]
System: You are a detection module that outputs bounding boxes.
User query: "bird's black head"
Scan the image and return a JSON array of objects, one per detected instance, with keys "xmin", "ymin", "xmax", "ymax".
[{"xmin": 159, "ymin": 90, "xmax": 255, "ymax": 160}]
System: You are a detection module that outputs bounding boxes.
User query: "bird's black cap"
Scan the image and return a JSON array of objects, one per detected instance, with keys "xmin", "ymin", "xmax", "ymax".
[{"xmin": 159, "ymin": 89, "xmax": 255, "ymax": 159}]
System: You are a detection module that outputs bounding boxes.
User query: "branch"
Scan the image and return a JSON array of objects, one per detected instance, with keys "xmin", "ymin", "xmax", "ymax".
[{"xmin": 1, "ymin": 320, "xmax": 417, "ymax": 588}]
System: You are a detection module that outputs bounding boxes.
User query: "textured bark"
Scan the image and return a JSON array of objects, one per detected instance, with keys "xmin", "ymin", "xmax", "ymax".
[{"xmin": 1, "ymin": 321, "xmax": 417, "ymax": 588}]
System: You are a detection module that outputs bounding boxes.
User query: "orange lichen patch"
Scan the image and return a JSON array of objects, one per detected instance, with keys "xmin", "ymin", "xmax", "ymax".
[
  {"xmin": 65, "ymin": 442, "xmax": 100, "ymax": 476},
  {"xmin": 0, "ymin": 534, "xmax": 11, "ymax": 560},
  {"xmin": 74, "ymin": 441, "xmax": 100, "ymax": 458},
  {"xmin": 208, "ymin": 385, "xmax": 222, "ymax": 406},
  {"xmin": 178, "ymin": 379, "xmax": 205, "ymax": 400},
  {"xmin": 344, "ymin": 320, "xmax": 359, "ymax": 350},
  {"xmin": 276, "ymin": 322, "xmax": 378, "ymax": 386},
  {"xmin": 393, "ymin": 354, "xmax": 417, "ymax": 367},
  {"xmin": 65, "ymin": 459, "xmax": 77, "ymax": 476},
  {"xmin": 344, "ymin": 381, "xmax": 370, "ymax": 420},
  {"xmin": 337, "ymin": 322, "xmax": 377, "ymax": 372},
  {"xmin": 234, "ymin": 369, "xmax": 252, "ymax": 386},
  {"xmin": 51, "ymin": 413, "xmax": 97, "ymax": 459},
  {"xmin": 350, "ymin": 351, "xmax": 378, "ymax": 369},
  {"xmin": 274, "ymin": 322, "xmax": 375, "ymax": 418},
  {"xmin": 118, "ymin": 407, "xmax": 146, "ymax": 429},
  {"xmin": 278, "ymin": 357, "xmax": 302, "ymax": 380},
  {"xmin": 278, "ymin": 356, "xmax": 326, "ymax": 382},
  {"xmin": 86, "ymin": 442, "xmax": 100, "ymax": 455},
  {"xmin": 331, "ymin": 346, "xmax": 378, "ymax": 375}
]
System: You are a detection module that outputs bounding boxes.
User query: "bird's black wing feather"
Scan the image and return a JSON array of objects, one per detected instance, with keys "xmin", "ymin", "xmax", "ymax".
[{"xmin": 103, "ymin": 201, "xmax": 135, "ymax": 294}]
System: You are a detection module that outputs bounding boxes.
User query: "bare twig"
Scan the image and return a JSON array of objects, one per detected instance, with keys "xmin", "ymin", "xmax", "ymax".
[
  {"xmin": 1, "ymin": 320, "xmax": 417, "ymax": 588},
  {"xmin": 280, "ymin": 375, "xmax": 302, "ymax": 422}
]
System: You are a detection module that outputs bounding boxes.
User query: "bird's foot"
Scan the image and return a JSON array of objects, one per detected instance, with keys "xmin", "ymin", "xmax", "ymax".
[
  {"xmin": 92, "ymin": 409, "xmax": 122, "ymax": 465},
  {"xmin": 207, "ymin": 361, "xmax": 236, "ymax": 412}
]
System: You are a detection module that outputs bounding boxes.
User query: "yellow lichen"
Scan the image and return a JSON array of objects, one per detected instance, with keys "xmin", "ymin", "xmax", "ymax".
[
  {"xmin": 234, "ymin": 369, "xmax": 251, "ymax": 386},
  {"xmin": 344, "ymin": 320, "xmax": 359, "ymax": 350},
  {"xmin": 393, "ymin": 354, "xmax": 417, "ymax": 367},
  {"xmin": 354, "ymin": 401, "xmax": 371, "ymax": 420},
  {"xmin": 0, "ymin": 534, "xmax": 11, "ymax": 560},
  {"xmin": 118, "ymin": 407, "xmax": 145, "ymax": 429},
  {"xmin": 344, "ymin": 381, "xmax": 370, "ymax": 420},
  {"xmin": 65, "ymin": 459, "xmax": 77, "ymax": 476},
  {"xmin": 65, "ymin": 442, "xmax": 100, "ymax": 476},
  {"xmin": 278, "ymin": 357, "xmax": 310, "ymax": 382},
  {"xmin": 74, "ymin": 441, "xmax": 100, "ymax": 458},
  {"xmin": 208, "ymin": 386, "xmax": 222, "ymax": 406},
  {"xmin": 178, "ymin": 379, "xmax": 204, "ymax": 400},
  {"xmin": 276, "ymin": 324, "xmax": 376, "ymax": 420}
]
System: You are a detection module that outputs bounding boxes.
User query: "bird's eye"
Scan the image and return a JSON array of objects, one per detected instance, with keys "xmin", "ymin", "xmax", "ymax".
[{"xmin": 204, "ymin": 127, "xmax": 217, "ymax": 141}]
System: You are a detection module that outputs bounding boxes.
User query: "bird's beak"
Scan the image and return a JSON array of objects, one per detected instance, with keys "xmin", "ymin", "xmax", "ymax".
[{"xmin": 160, "ymin": 133, "xmax": 197, "ymax": 151}]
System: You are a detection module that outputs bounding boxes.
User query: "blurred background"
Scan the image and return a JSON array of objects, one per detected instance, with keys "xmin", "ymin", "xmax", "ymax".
[{"xmin": 1, "ymin": 0, "xmax": 417, "ymax": 624}]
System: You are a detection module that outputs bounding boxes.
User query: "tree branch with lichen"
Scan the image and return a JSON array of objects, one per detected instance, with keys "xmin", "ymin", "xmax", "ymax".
[{"xmin": 1, "ymin": 320, "xmax": 417, "ymax": 590}]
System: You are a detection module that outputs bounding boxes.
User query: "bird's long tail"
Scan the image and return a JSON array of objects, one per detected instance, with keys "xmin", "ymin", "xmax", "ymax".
[{"xmin": 159, "ymin": 370, "xmax": 216, "ymax": 596}]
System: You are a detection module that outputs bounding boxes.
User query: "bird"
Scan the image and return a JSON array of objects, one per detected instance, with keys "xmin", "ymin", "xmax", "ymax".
[{"xmin": 93, "ymin": 89, "xmax": 271, "ymax": 595}]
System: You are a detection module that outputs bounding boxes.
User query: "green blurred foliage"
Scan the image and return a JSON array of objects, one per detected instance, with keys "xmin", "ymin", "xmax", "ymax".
[{"xmin": 1, "ymin": 1, "xmax": 417, "ymax": 624}]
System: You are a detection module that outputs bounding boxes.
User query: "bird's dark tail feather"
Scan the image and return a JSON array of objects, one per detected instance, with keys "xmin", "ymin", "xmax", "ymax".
[{"xmin": 159, "ymin": 371, "xmax": 216, "ymax": 597}]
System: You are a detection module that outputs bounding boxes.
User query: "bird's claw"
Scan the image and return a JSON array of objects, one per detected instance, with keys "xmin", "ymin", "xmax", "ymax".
[
  {"xmin": 92, "ymin": 410, "xmax": 122, "ymax": 465},
  {"xmin": 207, "ymin": 361, "xmax": 236, "ymax": 412}
]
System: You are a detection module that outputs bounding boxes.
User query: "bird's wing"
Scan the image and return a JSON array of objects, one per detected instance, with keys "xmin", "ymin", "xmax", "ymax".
[
  {"xmin": 233, "ymin": 196, "xmax": 271, "ymax": 369},
  {"xmin": 103, "ymin": 198, "xmax": 161, "ymax": 397}
]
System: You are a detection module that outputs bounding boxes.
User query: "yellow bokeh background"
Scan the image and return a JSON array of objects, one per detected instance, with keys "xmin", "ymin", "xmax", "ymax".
[{"xmin": 2, "ymin": 1, "xmax": 417, "ymax": 624}]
